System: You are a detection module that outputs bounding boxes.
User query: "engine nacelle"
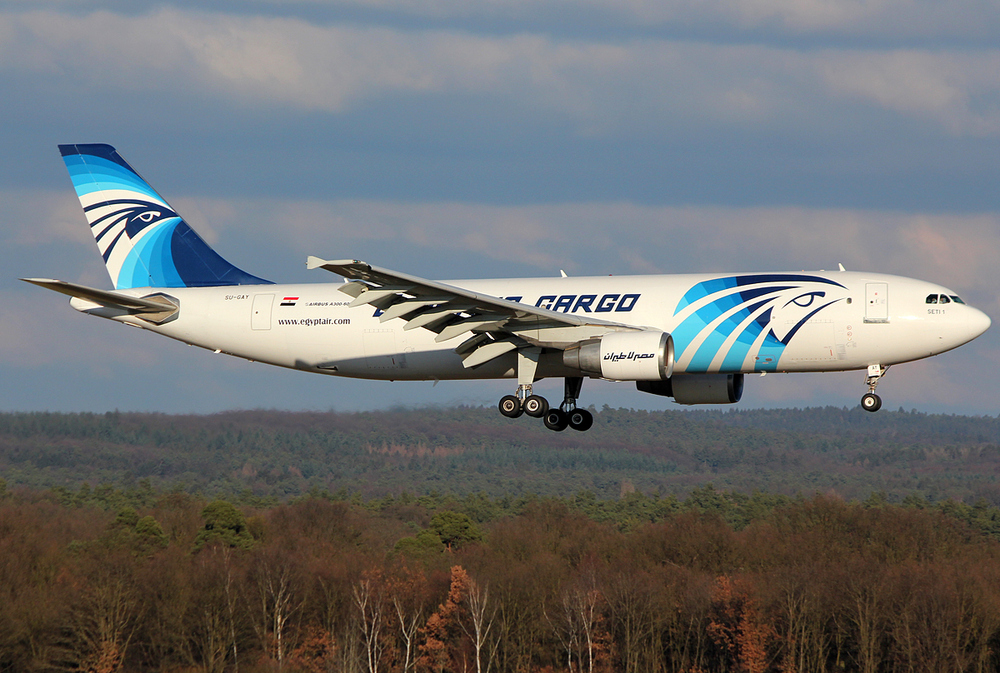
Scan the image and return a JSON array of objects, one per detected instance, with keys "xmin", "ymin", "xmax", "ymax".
[
  {"xmin": 636, "ymin": 373, "xmax": 744, "ymax": 405},
  {"xmin": 563, "ymin": 331, "xmax": 674, "ymax": 381}
]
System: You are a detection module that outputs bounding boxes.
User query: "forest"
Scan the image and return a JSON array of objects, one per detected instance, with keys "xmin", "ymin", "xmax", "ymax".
[
  {"xmin": 3, "ymin": 407, "xmax": 1000, "ymax": 672},
  {"xmin": 3, "ymin": 485, "xmax": 1000, "ymax": 672},
  {"xmin": 2, "ymin": 406, "xmax": 1000, "ymax": 503}
]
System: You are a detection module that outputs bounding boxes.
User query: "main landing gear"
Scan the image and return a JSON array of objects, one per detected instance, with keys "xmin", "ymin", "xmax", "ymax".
[
  {"xmin": 861, "ymin": 364, "xmax": 888, "ymax": 412},
  {"xmin": 499, "ymin": 377, "xmax": 594, "ymax": 432}
]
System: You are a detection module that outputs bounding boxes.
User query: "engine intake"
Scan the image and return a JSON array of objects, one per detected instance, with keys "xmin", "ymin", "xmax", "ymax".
[
  {"xmin": 637, "ymin": 373, "xmax": 744, "ymax": 405},
  {"xmin": 564, "ymin": 331, "xmax": 674, "ymax": 381}
]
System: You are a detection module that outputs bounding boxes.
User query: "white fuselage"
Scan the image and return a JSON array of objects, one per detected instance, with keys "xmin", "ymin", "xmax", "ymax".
[{"xmin": 80, "ymin": 271, "xmax": 991, "ymax": 384}]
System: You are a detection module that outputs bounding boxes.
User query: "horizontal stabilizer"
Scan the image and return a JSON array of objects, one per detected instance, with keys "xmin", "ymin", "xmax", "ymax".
[{"xmin": 21, "ymin": 278, "xmax": 179, "ymax": 323}]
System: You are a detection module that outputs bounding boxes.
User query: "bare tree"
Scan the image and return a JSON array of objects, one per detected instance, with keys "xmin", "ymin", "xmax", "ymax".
[
  {"xmin": 461, "ymin": 577, "xmax": 500, "ymax": 673},
  {"xmin": 70, "ymin": 553, "xmax": 142, "ymax": 673},
  {"xmin": 354, "ymin": 571, "xmax": 388, "ymax": 673},
  {"xmin": 248, "ymin": 547, "xmax": 303, "ymax": 671},
  {"xmin": 394, "ymin": 596, "xmax": 421, "ymax": 673}
]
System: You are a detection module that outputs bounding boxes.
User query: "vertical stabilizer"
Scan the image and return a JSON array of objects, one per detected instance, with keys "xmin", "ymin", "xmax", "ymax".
[{"xmin": 59, "ymin": 144, "xmax": 271, "ymax": 289}]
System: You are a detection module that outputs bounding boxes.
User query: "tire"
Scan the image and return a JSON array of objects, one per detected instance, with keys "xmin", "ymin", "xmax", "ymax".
[
  {"xmin": 568, "ymin": 409, "xmax": 594, "ymax": 432},
  {"xmin": 544, "ymin": 409, "xmax": 569, "ymax": 431},
  {"xmin": 861, "ymin": 393, "xmax": 882, "ymax": 413},
  {"xmin": 523, "ymin": 395, "xmax": 549, "ymax": 418},
  {"xmin": 499, "ymin": 395, "xmax": 523, "ymax": 418}
]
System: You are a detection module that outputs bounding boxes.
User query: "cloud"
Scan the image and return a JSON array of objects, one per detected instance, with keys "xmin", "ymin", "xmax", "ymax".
[
  {"xmin": 138, "ymin": 0, "xmax": 1000, "ymax": 42},
  {"xmin": 821, "ymin": 50, "xmax": 1000, "ymax": 136},
  {"xmin": 2, "ymin": 8, "xmax": 1000, "ymax": 139}
]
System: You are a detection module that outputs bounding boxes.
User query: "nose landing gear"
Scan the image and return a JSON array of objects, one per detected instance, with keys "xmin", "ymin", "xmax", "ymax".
[
  {"xmin": 861, "ymin": 364, "xmax": 888, "ymax": 412},
  {"xmin": 499, "ymin": 377, "xmax": 593, "ymax": 431}
]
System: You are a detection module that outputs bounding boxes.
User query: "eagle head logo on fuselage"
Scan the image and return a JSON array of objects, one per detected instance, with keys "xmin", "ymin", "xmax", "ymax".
[{"xmin": 671, "ymin": 274, "xmax": 848, "ymax": 373}]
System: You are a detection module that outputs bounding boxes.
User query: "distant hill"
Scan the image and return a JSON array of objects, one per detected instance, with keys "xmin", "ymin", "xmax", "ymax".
[{"xmin": 1, "ymin": 406, "xmax": 999, "ymax": 503}]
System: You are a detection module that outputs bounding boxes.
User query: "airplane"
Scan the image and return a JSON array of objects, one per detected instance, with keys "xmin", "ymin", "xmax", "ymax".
[{"xmin": 23, "ymin": 144, "xmax": 992, "ymax": 431}]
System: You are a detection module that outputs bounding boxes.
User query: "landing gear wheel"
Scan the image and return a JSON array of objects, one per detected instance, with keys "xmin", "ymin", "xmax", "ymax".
[
  {"xmin": 523, "ymin": 395, "xmax": 549, "ymax": 418},
  {"xmin": 544, "ymin": 409, "xmax": 569, "ymax": 431},
  {"xmin": 861, "ymin": 393, "xmax": 882, "ymax": 413},
  {"xmin": 568, "ymin": 409, "xmax": 593, "ymax": 432},
  {"xmin": 499, "ymin": 395, "xmax": 523, "ymax": 418}
]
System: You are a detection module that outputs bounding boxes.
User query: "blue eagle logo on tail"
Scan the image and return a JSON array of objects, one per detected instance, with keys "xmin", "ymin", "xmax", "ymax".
[{"xmin": 60, "ymin": 144, "xmax": 270, "ymax": 290}]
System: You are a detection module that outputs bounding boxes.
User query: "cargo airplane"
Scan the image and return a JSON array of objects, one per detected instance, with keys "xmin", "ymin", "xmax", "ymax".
[{"xmin": 24, "ymin": 144, "xmax": 992, "ymax": 431}]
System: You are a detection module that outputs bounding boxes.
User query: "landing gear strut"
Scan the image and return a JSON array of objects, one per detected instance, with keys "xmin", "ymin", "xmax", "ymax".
[
  {"xmin": 861, "ymin": 364, "xmax": 888, "ymax": 412},
  {"xmin": 499, "ymin": 377, "xmax": 594, "ymax": 431}
]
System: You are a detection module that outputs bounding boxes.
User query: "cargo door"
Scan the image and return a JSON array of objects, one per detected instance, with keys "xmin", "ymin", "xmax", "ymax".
[
  {"xmin": 363, "ymin": 328, "xmax": 400, "ymax": 369},
  {"xmin": 865, "ymin": 283, "xmax": 888, "ymax": 323}
]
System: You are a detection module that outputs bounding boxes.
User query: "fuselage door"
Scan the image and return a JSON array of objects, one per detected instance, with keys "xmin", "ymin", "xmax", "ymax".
[
  {"xmin": 865, "ymin": 283, "xmax": 888, "ymax": 323},
  {"xmin": 364, "ymin": 328, "xmax": 400, "ymax": 369},
  {"xmin": 251, "ymin": 294, "xmax": 274, "ymax": 330}
]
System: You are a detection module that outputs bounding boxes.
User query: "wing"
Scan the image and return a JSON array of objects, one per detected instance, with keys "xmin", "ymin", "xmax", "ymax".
[{"xmin": 308, "ymin": 257, "xmax": 639, "ymax": 368}]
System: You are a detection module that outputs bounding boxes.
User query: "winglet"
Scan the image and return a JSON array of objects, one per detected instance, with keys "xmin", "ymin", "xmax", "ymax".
[{"xmin": 307, "ymin": 257, "xmax": 367, "ymax": 272}]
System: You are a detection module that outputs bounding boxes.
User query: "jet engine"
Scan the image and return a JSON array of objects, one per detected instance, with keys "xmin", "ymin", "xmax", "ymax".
[
  {"xmin": 636, "ymin": 373, "xmax": 744, "ymax": 405},
  {"xmin": 563, "ymin": 331, "xmax": 674, "ymax": 381}
]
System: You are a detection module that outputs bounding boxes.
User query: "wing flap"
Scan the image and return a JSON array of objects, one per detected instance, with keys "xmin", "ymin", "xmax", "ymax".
[{"xmin": 461, "ymin": 339, "xmax": 519, "ymax": 368}]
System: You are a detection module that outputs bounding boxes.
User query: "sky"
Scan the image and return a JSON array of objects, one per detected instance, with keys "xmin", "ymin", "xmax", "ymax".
[{"xmin": 1, "ymin": 0, "xmax": 999, "ymax": 416}]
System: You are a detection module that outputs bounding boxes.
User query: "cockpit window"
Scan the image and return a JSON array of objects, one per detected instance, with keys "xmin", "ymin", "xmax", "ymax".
[{"xmin": 927, "ymin": 293, "xmax": 964, "ymax": 305}]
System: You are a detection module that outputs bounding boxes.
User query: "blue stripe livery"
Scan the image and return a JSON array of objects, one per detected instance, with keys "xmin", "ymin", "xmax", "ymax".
[{"xmin": 673, "ymin": 274, "xmax": 847, "ymax": 373}]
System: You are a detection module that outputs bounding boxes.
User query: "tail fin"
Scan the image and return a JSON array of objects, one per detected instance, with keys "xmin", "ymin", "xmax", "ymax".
[{"xmin": 59, "ymin": 144, "xmax": 271, "ymax": 289}]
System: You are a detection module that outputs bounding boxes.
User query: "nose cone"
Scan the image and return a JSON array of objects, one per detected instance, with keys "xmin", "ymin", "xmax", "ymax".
[{"xmin": 969, "ymin": 307, "xmax": 992, "ymax": 340}]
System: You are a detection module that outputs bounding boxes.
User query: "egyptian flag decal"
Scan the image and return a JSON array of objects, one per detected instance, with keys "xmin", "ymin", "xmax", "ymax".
[{"xmin": 281, "ymin": 296, "xmax": 298, "ymax": 307}]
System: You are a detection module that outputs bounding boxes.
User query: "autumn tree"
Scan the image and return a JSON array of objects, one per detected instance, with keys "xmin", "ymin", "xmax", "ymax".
[
  {"xmin": 707, "ymin": 575, "xmax": 774, "ymax": 673},
  {"xmin": 419, "ymin": 565, "xmax": 470, "ymax": 673}
]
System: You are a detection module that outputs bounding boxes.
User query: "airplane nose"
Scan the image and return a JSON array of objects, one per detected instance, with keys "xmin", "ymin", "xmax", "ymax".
[{"xmin": 969, "ymin": 307, "xmax": 992, "ymax": 339}]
